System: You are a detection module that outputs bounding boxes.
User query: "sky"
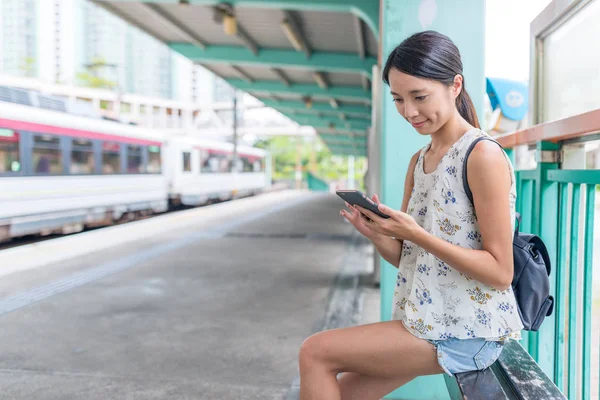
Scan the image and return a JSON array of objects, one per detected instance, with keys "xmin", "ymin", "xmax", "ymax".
[{"xmin": 485, "ymin": 0, "xmax": 553, "ymax": 82}]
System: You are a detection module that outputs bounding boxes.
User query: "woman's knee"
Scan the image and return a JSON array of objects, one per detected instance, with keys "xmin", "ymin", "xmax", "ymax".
[{"xmin": 299, "ymin": 331, "xmax": 332, "ymax": 370}]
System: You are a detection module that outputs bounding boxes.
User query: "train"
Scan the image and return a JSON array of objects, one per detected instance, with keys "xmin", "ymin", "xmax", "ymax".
[{"xmin": 0, "ymin": 97, "xmax": 271, "ymax": 242}]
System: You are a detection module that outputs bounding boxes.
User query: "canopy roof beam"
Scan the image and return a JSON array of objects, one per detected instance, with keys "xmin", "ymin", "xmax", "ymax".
[
  {"xmin": 281, "ymin": 10, "xmax": 311, "ymax": 58},
  {"xmin": 139, "ymin": 3, "xmax": 207, "ymax": 48},
  {"xmin": 230, "ymin": 66, "xmax": 254, "ymax": 83},
  {"xmin": 227, "ymin": 79, "xmax": 371, "ymax": 102},
  {"xmin": 271, "ymin": 68, "xmax": 291, "ymax": 86},
  {"xmin": 94, "ymin": 0, "xmax": 380, "ymax": 38},
  {"xmin": 260, "ymin": 98, "xmax": 370, "ymax": 117},
  {"xmin": 169, "ymin": 44, "xmax": 376, "ymax": 78},
  {"xmin": 353, "ymin": 15, "xmax": 365, "ymax": 60}
]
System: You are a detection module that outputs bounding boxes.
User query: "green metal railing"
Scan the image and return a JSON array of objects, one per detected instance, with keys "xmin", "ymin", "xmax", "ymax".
[
  {"xmin": 306, "ymin": 171, "xmax": 330, "ymax": 192},
  {"xmin": 505, "ymin": 139, "xmax": 599, "ymax": 400}
]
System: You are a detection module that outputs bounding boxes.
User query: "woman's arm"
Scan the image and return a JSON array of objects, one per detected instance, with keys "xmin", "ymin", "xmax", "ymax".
[
  {"xmin": 357, "ymin": 141, "xmax": 514, "ymax": 290},
  {"xmin": 411, "ymin": 140, "xmax": 514, "ymax": 290},
  {"xmin": 366, "ymin": 150, "xmax": 420, "ymax": 268}
]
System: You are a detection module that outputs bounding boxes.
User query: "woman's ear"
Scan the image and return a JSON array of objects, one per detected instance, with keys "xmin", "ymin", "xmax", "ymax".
[{"xmin": 452, "ymin": 74, "xmax": 463, "ymax": 99}]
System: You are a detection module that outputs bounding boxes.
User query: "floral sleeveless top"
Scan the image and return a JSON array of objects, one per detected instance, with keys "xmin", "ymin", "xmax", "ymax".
[{"xmin": 392, "ymin": 128, "xmax": 524, "ymax": 341}]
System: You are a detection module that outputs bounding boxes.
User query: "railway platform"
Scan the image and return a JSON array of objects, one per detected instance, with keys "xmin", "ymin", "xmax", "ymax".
[{"xmin": 0, "ymin": 190, "xmax": 378, "ymax": 399}]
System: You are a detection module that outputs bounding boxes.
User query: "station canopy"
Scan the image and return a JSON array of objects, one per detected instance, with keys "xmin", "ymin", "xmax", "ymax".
[{"xmin": 92, "ymin": 0, "xmax": 380, "ymax": 157}]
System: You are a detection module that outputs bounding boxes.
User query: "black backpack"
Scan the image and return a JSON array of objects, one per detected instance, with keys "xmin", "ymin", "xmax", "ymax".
[{"xmin": 463, "ymin": 137, "xmax": 554, "ymax": 331}]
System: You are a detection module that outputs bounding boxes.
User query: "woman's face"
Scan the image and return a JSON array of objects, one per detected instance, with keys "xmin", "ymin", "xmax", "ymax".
[{"xmin": 387, "ymin": 68, "xmax": 460, "ymax": 135}]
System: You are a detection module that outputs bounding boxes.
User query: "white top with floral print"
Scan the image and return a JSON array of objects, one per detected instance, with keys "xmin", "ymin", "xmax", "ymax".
[{"xmin": 392, "ymin": 128, "xmax": 524, "ymax": 341}]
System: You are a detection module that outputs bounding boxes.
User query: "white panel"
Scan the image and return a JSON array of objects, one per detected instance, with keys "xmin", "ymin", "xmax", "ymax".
[{"xmin": 542, "ymin": 0, "xmax": 600, "ymax": 122}]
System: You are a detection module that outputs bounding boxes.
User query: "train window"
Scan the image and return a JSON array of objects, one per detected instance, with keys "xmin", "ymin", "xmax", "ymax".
[
  {"xmin": 33, "ymin": 134, "xmax": 63, "ymax": 174},
  {"xmin": 127, "ymin": 145, "xmax": 144, "ymax": 174},
  {"xmin": 0, "ymin": 129, "xmax": 20, "ymax": 173},
  {"xmin": 240, "ymin": 156, "xmax": 252, "ymax": 172},
  {"xmin": 182, "ymin": 151, "xmax": 191, "ymax": 172},
  {"xmin": 102, "ymin": 142, "xmax": 121, "ymax": 174},
  {"xmin": 147, "ymin": 146, "xmax": 161, "ymax": 174},
  {"xmin": 200, "ymin": 149, "xmax": 231, "ymax": 173},
  {"xmin": 199, "ymin": 149, "xmax": 211, "ymax": 173},
  {"xmin": 70, "ymin": 139, "xmax": 95, "ymax": 174}
]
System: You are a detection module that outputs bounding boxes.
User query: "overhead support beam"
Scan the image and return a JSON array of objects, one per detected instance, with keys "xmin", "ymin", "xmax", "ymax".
[
  {"xmin": 353, "ymin": 15, "xmax": 365, "ymax": 59},
  {"xmin": 328, "ymin": 143, "xmax": 366, "ymax": 151},
  {"xmin": 283, "ymin": 112, "xmax": 369, "ymax": 127},
  {"xmin": 231, "ymin": 66, "xmax": 254, "ymax": 83},
  {"xmin": 271, "ymin": 68, "xmax": 291, "ymax": 86},
  {"xmin": 212, "ymin": 4, "xmax": 260, "ymax": 55},
  {"xmin": 169, "ymin": 44, "xmax": 376, "ymax": 78},
  {"xmin": 139, "ymin": 3, "xmax": 207, "ymax": 49},
  {"xmin": 316, "ymin": 127, "xmax": 366, "ymax": 136},
  {"xmin": 326, "ymin": 147, "xmax": 367, "ymax": 157},
  {"xmin": 282, "ymin": 112, "xmax": 370, "ymax": 130},
  {"xmin": 325, "ymin": 140, "xmax": 365, "ymax": 148},
  {"xmin": 93, "ymin": 0, "xmax": 380, "ymax": 43},
  {"xmin": 362, "ymin": 76, "xmax": 370, "ymax": 91},
  {"xmin": 235, "ymin": 25, "xmax": 260, "ymax": 55},
  {"xmin": 313, "ymin": 72, "xmax": 329, "ymax": 89},
  {"xmin": 281, "ymin": 10, "xmax": 311, "ymax": 58},
  {"xmin": 319, "ymin": 134, "xmax": 367, "ymax": 143},
  {"xmin": 327, "ymin": 142, "xmax": 366, "ymax": 151},
  {"xmin": 260, "ymin": 98, "xmax": 370, "ymax": 117},
  {"xmin": 225, "ymin": 79, "xmax": 372, "ymax": 102}
]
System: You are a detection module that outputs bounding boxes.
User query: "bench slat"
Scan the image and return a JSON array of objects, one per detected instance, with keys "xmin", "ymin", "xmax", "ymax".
[
  {"xmin": 445, "ymin": 340, "xmax": 566, "ymax": 400},
  {"xmin": 496, "ymin": 340, "xmax": 565, "ymax": 400},
  {"xmin": 445, "ymin": 368, "xmax": 509, "ymax": 399}
]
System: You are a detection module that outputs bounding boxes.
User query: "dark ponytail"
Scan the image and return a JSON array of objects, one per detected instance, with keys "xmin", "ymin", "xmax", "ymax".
[
  {"xmin": 456, "ymin": 85, "xmax": 480, "ymax": 129},
  {"xmin": 382, "ymin": 30, "xmax": 480, "ymax": 129}
]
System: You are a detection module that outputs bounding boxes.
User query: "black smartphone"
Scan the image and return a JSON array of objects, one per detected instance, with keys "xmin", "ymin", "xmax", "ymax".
[{"xmin": 336, "ymin": 190, "xmax": 390, "ymax": 219}]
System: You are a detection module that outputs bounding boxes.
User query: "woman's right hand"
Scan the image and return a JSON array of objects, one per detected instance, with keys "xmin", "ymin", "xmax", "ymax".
[{"xmin": 340, "ymin": 193, "xmax": 383, "ymax": 240}]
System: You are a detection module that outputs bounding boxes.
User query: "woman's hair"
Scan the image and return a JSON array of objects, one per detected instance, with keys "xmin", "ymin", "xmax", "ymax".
[{"xmin": 382, "ymin": 30, "xmax": 480, "ymax": 128}]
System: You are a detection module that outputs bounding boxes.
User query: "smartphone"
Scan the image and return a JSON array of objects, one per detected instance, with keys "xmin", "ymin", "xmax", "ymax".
[{"xmin": 336, "ymin": 190, "xmax": 390, "ymax": 219}]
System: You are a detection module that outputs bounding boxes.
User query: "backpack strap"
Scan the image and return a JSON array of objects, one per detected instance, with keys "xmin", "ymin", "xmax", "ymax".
[
  {"xmin": 462, "ymin": 136, "xmax": 521, "ymax": 235},
  {"xmin": 462, "ymin": 136, "xmax": 503, "ymax": 206}
]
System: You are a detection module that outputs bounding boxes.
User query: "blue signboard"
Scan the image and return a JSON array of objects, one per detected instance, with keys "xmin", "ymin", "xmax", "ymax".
[{"xmin": 486, "ymin": 77, "xmax": 528, "ymax": 121}]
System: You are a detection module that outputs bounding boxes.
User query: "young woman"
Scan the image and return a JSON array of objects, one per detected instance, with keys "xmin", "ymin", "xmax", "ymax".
[{"xmin": 298, "ymin": 30, "xmax": 523, "ymax": 400}]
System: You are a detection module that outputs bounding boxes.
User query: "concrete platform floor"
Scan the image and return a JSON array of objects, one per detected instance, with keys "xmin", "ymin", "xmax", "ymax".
[{"xmin": 0, "ymin": 191, "xmax": 377, "ymax": 400}]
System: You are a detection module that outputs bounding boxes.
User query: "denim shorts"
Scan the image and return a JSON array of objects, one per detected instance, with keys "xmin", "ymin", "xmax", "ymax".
[{"xmin": 426, "ymin": 337, "xmax": 504, "ymax": 376}]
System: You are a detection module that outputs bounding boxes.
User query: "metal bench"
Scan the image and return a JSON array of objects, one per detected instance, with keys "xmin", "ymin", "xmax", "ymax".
[{"xmin": 445, "ymin": 340, "xmax": 566, "ymax": 400}]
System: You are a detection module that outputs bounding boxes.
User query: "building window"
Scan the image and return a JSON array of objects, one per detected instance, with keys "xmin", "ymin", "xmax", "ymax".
[
  {"xmin": 147, "ymin": 145, "xmax": 161, "ymax": 174},
  {"xmin": 102, "ymin": 141, "xmax": 121, "ymax": 174},
  {"xmin": 33, "ymin": 134, "xmax": 62, "ymax": 174},
  {"xmin": 0, "ymin": 129, "xmax": 20, "ymax": 173},
  {"xmin": 182, "ymin": 151, "xmax": 191, "ymax": 172},
  {"xmin": 70, "ymin": 139, "xmax": 95, "ymax": 174},
  {"xmin": 127, "ymin": 145, "xmax": 144, "ymax": 173}
]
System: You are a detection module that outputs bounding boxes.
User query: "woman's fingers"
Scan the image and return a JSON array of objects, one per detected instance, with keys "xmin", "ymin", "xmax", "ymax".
[
  {"xmin": 372, "ymin": 193, "xmax": 380, "ymax": 204},
  {"xmin": 355, "ymin": 206, "xmax": 378, "ymax": 222}
]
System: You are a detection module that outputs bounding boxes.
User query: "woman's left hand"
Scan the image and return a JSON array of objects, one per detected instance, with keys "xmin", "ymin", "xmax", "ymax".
[{"xmin": 354, "ymin": 203, "xmax": 423, "ymax": 241}]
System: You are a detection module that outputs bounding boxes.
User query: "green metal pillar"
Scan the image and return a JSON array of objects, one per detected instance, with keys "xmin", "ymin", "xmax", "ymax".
[{"xmin": 380, "ymin": 1, "xmax": 486, "ymax": 398}]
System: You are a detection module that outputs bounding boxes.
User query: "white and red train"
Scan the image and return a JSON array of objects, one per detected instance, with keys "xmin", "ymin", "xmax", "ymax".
[{"xmin": 0, "ymin": 99, "xmax": 270, "ymax": 242}]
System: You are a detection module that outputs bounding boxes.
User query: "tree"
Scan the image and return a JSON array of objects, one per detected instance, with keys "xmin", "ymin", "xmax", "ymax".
[
  {"xmin": 76, "ymin": 57, "xmax": 117, "ymax": 89},
  {"xmin": 254, "ymin": 136, "xmax": 366, "ymax": 189},
  {"xmin": 19, "ymin": 57, "xmax": 36, "ymax": 77}
]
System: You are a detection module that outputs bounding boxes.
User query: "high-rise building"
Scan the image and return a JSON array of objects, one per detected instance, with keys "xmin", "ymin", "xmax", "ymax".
[
  {"xmin": 0, "ymin": 0, "xmax": 176, "ymax": 99},
  {"xmin": 0, "ymin": 0, "xmax": 245, "ymax": 105},
  {"xmin": 0, "ymin": 0, "xmax": 38, "ymax": 77},
  {"xmin": 79, "ymin": 0, "xmax": 172, "ymax": 98}
]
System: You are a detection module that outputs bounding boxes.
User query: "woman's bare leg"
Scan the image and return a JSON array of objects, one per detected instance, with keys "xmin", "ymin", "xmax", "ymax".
[
  {"xmin": 298, "ymin": 320, "xmax": 442, "ymax": 400},
  {"xmin": 337, "ymin": 372, "xmax": 414, "ymax": 400}
]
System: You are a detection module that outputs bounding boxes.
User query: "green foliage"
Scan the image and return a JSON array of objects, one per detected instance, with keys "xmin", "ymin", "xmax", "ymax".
[
  {"xmin": 76, "ymin": 57, "xmax": 117, "ymax": 89},
  {"xmin": 19, "ymin": 57, "xmax": 36, "ymax": 77},
  {"xmin": 256, "ymin": 136, "xmax": 367, "ymax": 190}
]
